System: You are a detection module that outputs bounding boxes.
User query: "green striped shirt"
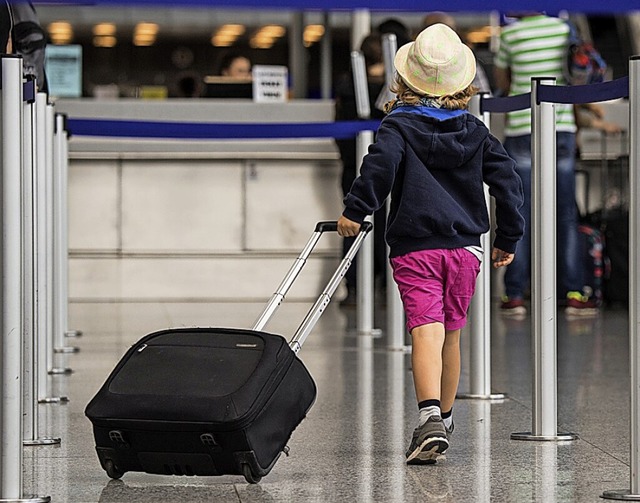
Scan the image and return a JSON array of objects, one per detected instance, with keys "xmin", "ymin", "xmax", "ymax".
[{"xmin": 495, "ymin": 15, "xmax": 576, "ymax": 136}]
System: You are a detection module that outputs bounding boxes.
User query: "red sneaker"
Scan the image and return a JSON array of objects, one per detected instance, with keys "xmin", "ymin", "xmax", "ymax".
[
  {"xmin": 500, "ymin": 297, "xmax": 526, "ymax": 317},
  {"xmin": 565, "ymin": 291, "xmax": 599, "ymax": 317}
]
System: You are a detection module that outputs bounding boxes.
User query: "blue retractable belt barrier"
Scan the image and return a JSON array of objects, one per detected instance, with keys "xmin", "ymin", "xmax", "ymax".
[
  {"xmin": 481, "ymin": 93, "xmax": 531, "ymax": 114},
  {"xmin": 66, "ymin": 118, "xmax": 381, "ymax": 139},
  {"xmin": 537, "ymin": 76, "xmax": 629, "ymax": 105},
  {"xmin": 481, "ymin": 76, "xmax": 629, "ymax": 115}
]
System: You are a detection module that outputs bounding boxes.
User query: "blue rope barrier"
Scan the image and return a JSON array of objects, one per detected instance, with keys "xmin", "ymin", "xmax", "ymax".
[
  {"xmin": 481, "ymin": 93, "xmax": 531, "ymax": 114},
  {"xmin": 67, "ymin": 118, "xmax": 382, "ymax": 139},
  {"xmin": 538, "ymin": 76, "xmax": 629, "ymax": 104}
]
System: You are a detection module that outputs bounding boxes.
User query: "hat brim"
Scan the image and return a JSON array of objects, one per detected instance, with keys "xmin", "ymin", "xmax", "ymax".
[{"xmin": 394, "ymin": 41, "xmax": 476, "ymax": 97}]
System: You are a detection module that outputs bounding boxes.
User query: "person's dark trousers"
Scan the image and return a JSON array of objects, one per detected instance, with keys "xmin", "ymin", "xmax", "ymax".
[{"xmin": 503, "ymin": 132, "xmax": 583, "ymax": 300}]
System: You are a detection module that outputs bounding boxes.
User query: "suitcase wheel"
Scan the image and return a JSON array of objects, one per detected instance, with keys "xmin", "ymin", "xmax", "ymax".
[
  {"xmin": 242, "ymin": 464, "xmax": 262, "ymax": 484},
  {"xmin": 104, "ymin": 459, "xmax": 124, "ymax": 480}
]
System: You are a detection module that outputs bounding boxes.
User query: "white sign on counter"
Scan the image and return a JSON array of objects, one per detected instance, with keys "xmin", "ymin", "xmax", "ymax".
[{"xmin": 252, "ymin": 65, "xmax": 288, "ymax": 103}]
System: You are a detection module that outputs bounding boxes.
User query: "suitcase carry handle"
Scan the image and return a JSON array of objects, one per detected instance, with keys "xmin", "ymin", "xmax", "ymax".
[
  {"xmin": 315, "ymin": 221, "xmax": 338, "ymax": 232},
  {"xmin": 252, "ymin": 220, "xmax": 372, "ymax": 353}
]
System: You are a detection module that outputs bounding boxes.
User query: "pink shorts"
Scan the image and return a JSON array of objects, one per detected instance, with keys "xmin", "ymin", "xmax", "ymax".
[{"xmin": 390, "ymin": 248, "xmax": 481, "ymax": 333}]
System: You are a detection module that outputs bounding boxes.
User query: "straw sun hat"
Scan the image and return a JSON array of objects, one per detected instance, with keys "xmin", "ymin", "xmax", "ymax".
[{"xmin": 394, "ymin": 23, "xmax": 476, "ymax": 97}]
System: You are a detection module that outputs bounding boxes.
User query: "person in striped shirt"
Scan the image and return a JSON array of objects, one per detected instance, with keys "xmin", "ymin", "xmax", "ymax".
[{"xmin": 494, "ymin": 12, "xmax": 598, "ymax": 317}]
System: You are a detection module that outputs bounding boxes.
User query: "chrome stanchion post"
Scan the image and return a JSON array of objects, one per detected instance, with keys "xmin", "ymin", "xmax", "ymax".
[
  {"xmin": 21, "ymin": 80, "xmax": 59, "ymax": 449},
  {"xmin": 34, "ymin": 92, "xmax": 49, "ymax": 402},
  {"xmin": 0, "ymin": 55, "xmax": 51, "ymax": 503},
  {"xmin": 45, "ymin": 102, "xmax": 71, "ymax": 375},
  {"xmin": 387, "ymin": 350, "xmax": 405, "ymax": 498},
  {"xmin": 52, "ymin": 113, "xmax": 78, "ymax": 355},
  {"xmin": 59, "ymin": 116, "xmax": 81, "ymax": 339},
  {"xmin": 602, "ymin": 56, "xmax": 640, "ymax": 501},
  {"xmin": 351, "ymin": 50, "xmax": 377, "ymax": 337},
  {"xmin": 356, "ymin": 329, "xmax": 374, "ymax": 501},
  {"xmin": 511, "ymin": 78, "xmax": 576, "ymax": 442},
  {"xmin": 458, "ymin": 94, "xmax": 505, "ymax": 400},
  {"xmin": 0, "ymin": 52, "xmax": 25, "ymax": 502},
  {"xmin": 34, "ymin": 94, "xmax": 68, "ymax": 404},
  {"xmin": 381, "ymin": 33, "xmax": 408, "ymax": 352}
]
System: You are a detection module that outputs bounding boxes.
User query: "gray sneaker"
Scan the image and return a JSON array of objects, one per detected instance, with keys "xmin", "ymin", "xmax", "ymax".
[
  {"xmin": 406, "ymin": 416, "xmax": 449, "ymax": 465},
  {"xmin": 445, "ymin": 420, "xmax": 454, "ymax": 440}
]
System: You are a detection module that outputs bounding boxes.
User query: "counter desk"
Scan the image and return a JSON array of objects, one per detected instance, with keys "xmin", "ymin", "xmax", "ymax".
[{"xmin": 55, "ymin": 99, "xmax": 345, "ymax": 302}]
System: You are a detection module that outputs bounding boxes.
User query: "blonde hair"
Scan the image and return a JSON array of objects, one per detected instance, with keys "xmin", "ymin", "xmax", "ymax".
[{"xmin": 385, "ymin": 73, "xmax": 478, "ymax": 112}]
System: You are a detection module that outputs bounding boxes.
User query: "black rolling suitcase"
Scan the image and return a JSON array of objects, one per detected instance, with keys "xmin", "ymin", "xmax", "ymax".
[{"xmin": 85, "ymin": 221, "xmax": 371, "ymax": 484}]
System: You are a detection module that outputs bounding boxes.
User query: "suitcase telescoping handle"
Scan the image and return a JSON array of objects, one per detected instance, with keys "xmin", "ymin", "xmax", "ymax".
[{"xmin": 252, "ymin": 220, "xmax": 373, "ymax": 353}]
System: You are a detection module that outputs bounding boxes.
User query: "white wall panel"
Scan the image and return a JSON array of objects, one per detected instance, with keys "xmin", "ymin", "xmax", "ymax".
[
  {"xmin": 68, "ymin": 161, "xmax": 120, "ymax": 250},
  {"xmin": 121, "ymin": 161, "xmax": 243, "ymax": 252},
  {"xmin": 245, "ymin": 161, "xmax": 342, "ymax": 251},
  {"xmin": 69, "ymin": 255, "xmax": 340, "ymax": 301}
]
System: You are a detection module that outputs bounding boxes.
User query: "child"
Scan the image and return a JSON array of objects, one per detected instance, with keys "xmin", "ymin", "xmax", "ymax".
[{"xmin": 337, "ymin": 24, "xmax": 525, "ymax": 464}]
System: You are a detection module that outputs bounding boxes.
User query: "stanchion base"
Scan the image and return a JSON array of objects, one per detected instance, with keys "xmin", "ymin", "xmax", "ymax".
[
  {"xmin": 357, "ymin": 328, "xmax": 383, "ymax": 337},
  {"xmin": 65, "ymin": 330, "xmax": 83, "ymax": 337},
  {"xmin": 54, "ymin": 346, "xmax": 80, "ymax": 354},
  {"xmin": 457, "ymin": 392, "xmax": 506, "ymax": 401},
  {"xmin": 38, "ymin": 396, "xmax": 69, "ymax": 404},
  {"xmin": 602, "ymin": 490, "xmax": 640, "ymax": 501},
  {"xmin": 0, "ymin": 496, "xmax": 50, "ymax": 502},
  {"xmin": 24, "ymin": 437, "xmax": 61, "ymax": 446},
  {"xmin": 510, "ymin": 431, "xmax": 578, "ymax": 441},
  {"xmin": 386, "ymin": 345, "xmax": 412, "ymax": 353},
  {"xmin": 48, "ymin": 367, "xmax": 72, "ymax": 375}
]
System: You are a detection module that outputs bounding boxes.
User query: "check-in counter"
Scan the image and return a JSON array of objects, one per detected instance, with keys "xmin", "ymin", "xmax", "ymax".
[{"xmin": 54, "ymin": 99, "xmax": 344, "ymax": 302}]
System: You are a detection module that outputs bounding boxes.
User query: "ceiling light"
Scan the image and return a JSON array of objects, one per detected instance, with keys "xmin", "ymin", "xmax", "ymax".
[
  {"xmin": 93, "ymin": 36, "xmax": 117, "ymax": 47},
  {"xmin": 93, "ymin": 23, "xmax": 116, "ymax": 37},
  {"xmin": 304, "ymin": 24, "xmax": 325, "ymax": 46},
  {"xmin": 134, "ymin": 34, "xmax": 156, "ymax": 46},
  {"xmin": 47, "ymin": 21, "xmax": 73, "ymax": 44},
  {"xmin": 135, "ymin": 22, "xmax": 159, "ymax": 35},
  {"xmin": 217, "ymin": 24, "xmax": 245, "ymax": 36},
  {"xmin": 250, "ymin": 37, "xmax": 275, "ymax": 49},
  {"xmin": 211, "ymin": 34, "xmax": 236, "ymax": 47},
  {"xmin": 257, "ymin": 25, "xmax": 286, "ymax": 37}
]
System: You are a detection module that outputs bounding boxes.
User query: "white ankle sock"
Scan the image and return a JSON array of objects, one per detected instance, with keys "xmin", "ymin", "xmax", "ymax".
[
  {"xmin": 418, "ymin": 405, "xmax": 441, "ymax": 427},
  {"xmin": 443, "ymin": 415, "xmax": 453, "ymax": 429}
]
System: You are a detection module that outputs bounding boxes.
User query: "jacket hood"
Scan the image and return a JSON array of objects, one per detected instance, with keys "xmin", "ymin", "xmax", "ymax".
[{"xmin": 384, "ymin": 107, "xmax": 489, "ymax": 170}]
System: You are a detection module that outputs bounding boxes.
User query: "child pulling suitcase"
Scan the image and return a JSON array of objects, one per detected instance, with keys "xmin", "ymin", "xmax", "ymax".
[{"xmin": 85, "ymin": 221, "xmax": 372, "ymax": 484}]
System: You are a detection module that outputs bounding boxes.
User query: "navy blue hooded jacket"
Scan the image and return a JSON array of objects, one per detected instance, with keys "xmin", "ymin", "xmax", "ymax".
[{"xmin": 342, "ymin": 105, "xmax": 525, "ymax": 258}]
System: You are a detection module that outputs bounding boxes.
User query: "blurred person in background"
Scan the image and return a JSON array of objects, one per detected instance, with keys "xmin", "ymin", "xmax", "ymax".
[
  {"xmin": 11, "ymin": 1, "xmax": 48, "ymax": 92},
  {"xmin": 0, "ymin": 0, "xmax": 10, "ymax": 53},
  {"xmin": 218, "ymin": 50, "xmax": 252, "ymax": 79},
  {"xmin": 335, "ymin": 32, "xmax": 388, "ymax": 306},
  {"xmin": 494, "ymin": 12, "xmax": 598, "ymax": 317},
  {"xmin": 377, "ymin": 17, "xmax": 412, "ymax": 48},
  {"xmin": 173, "ymin": 70, "xmax": 204, "ymax": 98}
]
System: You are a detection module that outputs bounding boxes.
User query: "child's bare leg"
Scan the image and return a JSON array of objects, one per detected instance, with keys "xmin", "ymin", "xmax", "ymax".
[
  {"xmin": 411, "ymin": 322, "xmax": 445, "ymax": 402},
  {"xmin": 440, "ymin": 328, "xmax": 461, "ymax": 414},
  {"xmin": 406, "ymin": 321, "xmax": 449, "ymax": 464}
]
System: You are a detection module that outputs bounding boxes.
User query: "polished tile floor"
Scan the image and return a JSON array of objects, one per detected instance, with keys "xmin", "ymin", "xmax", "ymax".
[{"xmin": 22, "ymin": 298, "xmax": 635, "ymax": 502}]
